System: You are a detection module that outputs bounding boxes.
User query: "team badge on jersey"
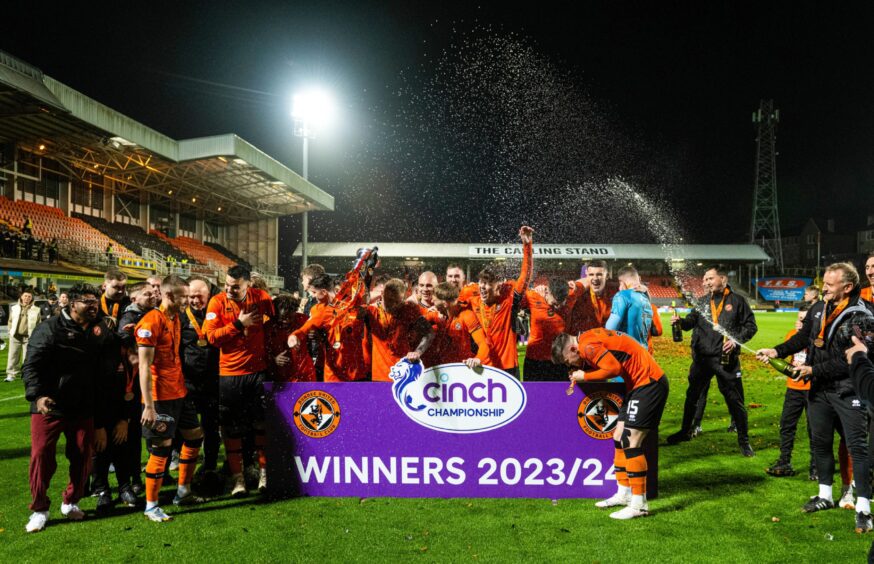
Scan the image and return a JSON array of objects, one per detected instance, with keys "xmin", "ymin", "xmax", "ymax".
[
  {"xmin": 577, "ymin": 391, "xmax": 623, "ymax": 440},
  {"xmin": 293, "ymin": 390, "xmax": 341, "ymax": 439}
]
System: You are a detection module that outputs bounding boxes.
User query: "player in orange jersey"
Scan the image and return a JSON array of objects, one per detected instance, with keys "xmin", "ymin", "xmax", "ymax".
[
  {"xmin": 203, "ymin": 265, "xmax": 275, "ymax": 497},
  {"xmin": 553, "ymin": 328, "xmax": 669, "ymax": 520},
  {"xmin": 266, "ymin": 294, "xmax": 316, "ymax": 383},
  {"xmin": 137, "ymin": 275, "xmax": 204, "ymax": 522},
  {"xmin": 523, "ymin": 276, "xmax": 579, "ymax": 380},
  {"xmin": 467, "ymin": 226, "xmax": 534, "ymax": 376},
  {"xmin": 565, "ymin": 260, "xmax": 618, "ymax": 335},
  {"xmin": 425, "ymin": 281, "xmax": 491, "ymax": 368},
  {"xmin": 365, "ymin": 279, "xmax": 435, "ymax": 382},
  {"xmin": 287, "ymin": 274, "xmax": 369, "ymax": 381},
  {"xmin": 415, "ymin": 271, "xmax": 439, "ymax": 309},
  {"xmin": 446, "ymin": 263, "xmax": 478, "ymax": 306}
]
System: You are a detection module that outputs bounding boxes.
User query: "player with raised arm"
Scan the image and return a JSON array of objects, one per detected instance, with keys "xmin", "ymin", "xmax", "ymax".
[
  {"xmin": 565, "ymin": 260, "xmax": 618, "ymax": 335},
  {"xmin": 467, "ymin": 226, "xmax": 534, "ymax": 376},
  {"xmin": 287, "ymin": 274, "xmax": 368, "ymax": 381}
]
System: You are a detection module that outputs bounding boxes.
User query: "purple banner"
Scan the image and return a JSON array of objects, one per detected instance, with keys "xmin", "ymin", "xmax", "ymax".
[{"xmin": 266, "ymin": 369, "xmax": 658, "ymax": 499}]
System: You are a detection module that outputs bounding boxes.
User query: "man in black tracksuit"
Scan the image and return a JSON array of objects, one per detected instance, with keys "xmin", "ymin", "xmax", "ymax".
[
  {"xmin": 667, "ymin": 266, "xmax": 757, "ymax": 456},
  {"xmin": 180, "ymin": 276, "xmax": 221, "ymax": 473},
  {"xmin": 759, "ymin": 262, "xmax": 873, "ymax": 533},
  {"xmin": 846, "ymin": 327, "xmax": 874, "ymax": 558}
]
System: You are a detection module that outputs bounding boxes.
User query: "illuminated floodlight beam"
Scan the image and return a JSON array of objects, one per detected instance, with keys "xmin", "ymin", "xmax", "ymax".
[
  {"xmin": 291, "ymin": 88, "xmax": 337, "ymax": 139},
  {"xmin": 291, "ymin": 87, "xmax": 337, "ymax": 272}
]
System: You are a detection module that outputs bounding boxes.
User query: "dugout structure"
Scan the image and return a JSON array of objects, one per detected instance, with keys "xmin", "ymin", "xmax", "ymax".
[{"xmin": 0, "ymin": 50, "xmax": 333, "ymax": 290}]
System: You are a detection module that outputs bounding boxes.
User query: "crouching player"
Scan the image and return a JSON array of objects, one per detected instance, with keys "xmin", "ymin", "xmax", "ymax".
[
  {"xmin": 552, "ymin": 328, "xmax": 669, "ymax": 519},
  {"xmin": 137, "ymin": 275, "xmax": 204, "ymax": 522}
]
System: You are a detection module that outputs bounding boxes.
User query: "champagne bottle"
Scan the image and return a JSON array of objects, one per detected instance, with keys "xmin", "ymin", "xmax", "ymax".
[
  {"xmin": 768, "ymin": 357, "xmax": 797, "ymax": 377},
  {"xmin": 720, "ymin": 336, "xmax": 731, "ymax": 366},
  {"xmin": 671, "ymin": 301, "xmax": 683, "ymax": 343}
]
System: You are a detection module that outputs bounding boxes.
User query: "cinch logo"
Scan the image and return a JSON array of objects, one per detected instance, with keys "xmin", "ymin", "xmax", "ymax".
[
  {"xmin": 293, "ymin": 390, "xmax": 341, "ymax": 439},
  {"xmin": 389, "ymin": 360, "xmax": 526, "ymax": 434}
]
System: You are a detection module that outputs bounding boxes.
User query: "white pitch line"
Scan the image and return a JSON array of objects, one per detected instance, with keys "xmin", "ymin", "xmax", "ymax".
[{"xmin": 0, "ymin": 394, "xmax": 25, "ymax": 402}]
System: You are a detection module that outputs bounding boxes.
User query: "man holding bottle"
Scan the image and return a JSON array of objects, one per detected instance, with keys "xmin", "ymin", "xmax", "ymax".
[{"xmin": 666, "ymin": 266, "xmax": 758, "ymax": 456}]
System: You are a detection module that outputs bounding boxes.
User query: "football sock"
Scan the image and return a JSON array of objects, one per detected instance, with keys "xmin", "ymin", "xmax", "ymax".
[
  {"xmin": 613, "ymin": 441, "xmax": 629, "ymax": 492},
  {"xmin": 145, "ymin": 453, "xmax": 168, "ymax": 504},
  {"xmin": 857, "ymin": 497, "xmax": 871, "ymax": 514},
  {"xmin": 178, "ymin": 440, "xmax": 202, "ymax": 487},
  {"xmin": 818, "ymin": 484, "xmax": 833, "ymax": 501},
  {"xmin": 624, "ymin": 448, "xmax": 647, "ymax": 497},
  {"xmin": 224, "ymin": 437, "xmax": 243, "ymax": 475},
  {"xmin": 254, "ymin": 429, "xmax": 267, "ymax": 470}
]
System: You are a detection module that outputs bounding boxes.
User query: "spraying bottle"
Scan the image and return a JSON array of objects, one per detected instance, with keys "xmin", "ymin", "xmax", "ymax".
[
  {"xmin": 671, "ymin": 301, "xmax": 683, "ymax": 343},
  {"xmin": 769, "ymin": 356, "xmax": 799, "ymax": 378}
]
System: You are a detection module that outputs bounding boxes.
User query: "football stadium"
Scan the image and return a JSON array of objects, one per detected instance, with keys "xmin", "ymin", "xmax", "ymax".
[{"xmin": 3, "ymin": 5, "xmax": 874, "ymax": 563}]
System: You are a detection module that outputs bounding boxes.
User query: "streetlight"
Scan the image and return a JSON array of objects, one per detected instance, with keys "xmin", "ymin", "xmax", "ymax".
[{"xmin": 292, "ymin": 88, "xmax": 337, "ymax": 273}]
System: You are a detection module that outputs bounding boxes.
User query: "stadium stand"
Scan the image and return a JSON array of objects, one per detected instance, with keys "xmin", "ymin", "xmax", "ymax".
[
  {"xmin": 0, "ymin": 197, "xmax": 134, "ymax": 261},
  {"xmin": 165, "ymin": 236, "xmax": 235, "ymax": 268},
  {"xmin": 73, "ymin": 213, "xmax": 193, "ymax": 262},
  {"xmin": 205, "ymin": 241, "xmax": 251, "ymax": 269},
  {"xmin": 642, "ymin": 276, "xmax": 680, "ymax": 299},
  {"xmin": 677, "ymin": 273, "xmax": 707, "ymax": 298}
]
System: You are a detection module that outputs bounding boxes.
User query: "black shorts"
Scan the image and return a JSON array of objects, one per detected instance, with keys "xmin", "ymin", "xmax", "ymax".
[
  {"xmin": 619, "ymin": 377, "xmax": 669, "ymax": 430},
  {"xmin": 218, "ymin": 372, "xmax": 267, "ymax": 432},
  {"xmin": 142, "ymin": 397, "xmax": 200, "ymax": 441}
]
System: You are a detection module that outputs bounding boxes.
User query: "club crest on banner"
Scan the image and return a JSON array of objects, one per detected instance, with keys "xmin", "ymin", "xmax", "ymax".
[
  {"xmin": 293, "ymin": 390, "xmax": 341, "ymax": 438},
  {"xmin": 389, "ymin": 360, "xmax": 526, "ymax": 434},
  {"xmin": 577, "ymin": 391, "xmax": 623, "ymax": 440}
]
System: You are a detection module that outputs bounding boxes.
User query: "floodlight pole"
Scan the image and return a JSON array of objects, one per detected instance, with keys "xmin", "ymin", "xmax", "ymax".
[{"xmin": 301, "ymin": 133, "xmax": 309, "ymax": 272}]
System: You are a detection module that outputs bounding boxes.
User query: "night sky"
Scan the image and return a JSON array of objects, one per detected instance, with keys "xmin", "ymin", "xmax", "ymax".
[{"xmin": 3, "ymin": 2, "xmax": 874, "ymax": 271}]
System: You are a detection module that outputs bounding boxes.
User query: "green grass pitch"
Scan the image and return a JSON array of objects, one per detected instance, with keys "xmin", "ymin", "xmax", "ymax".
[{"xmin": 0, "ymin": 313, "xmax": 870, "ymax": 561}]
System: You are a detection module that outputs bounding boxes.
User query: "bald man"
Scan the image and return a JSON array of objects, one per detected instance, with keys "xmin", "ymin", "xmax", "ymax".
[
  {"xmin": 180, "ymin": 276, "xmax": 221, "ymax": 473},
  {"xmin": 416, "ymin": 271, "xmax": 438, "ymax": 309}
]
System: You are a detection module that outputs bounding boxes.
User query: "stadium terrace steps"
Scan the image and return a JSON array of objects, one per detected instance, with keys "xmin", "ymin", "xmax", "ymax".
[
  {"xmin": 642, "ymin": 276, "xmax": 681, "ymax": 299},
  {"xmin": 677, "ymin": 274, "xmax": 707, "ymax": 298},
  {"xmin": 162, "ymin": 235, "xmax": 236, "ymax": 268},
  {"xmin": 205, "ymin": 241, "xmax": 251, "ymax": 269},
  {"xmin": 0, "ymin": 197, "xmax": 135, "ymax": 259},
  {"xmin": 73, "ymin": 214, "xmax": 194, "ymax": 263}
]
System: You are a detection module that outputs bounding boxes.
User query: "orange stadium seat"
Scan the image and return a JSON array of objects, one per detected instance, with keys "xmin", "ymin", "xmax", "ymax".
[
  {"xmin": 164, "ymin": 236, "xmax": 235, "ymax": 268},
  {"xmin": 641, "ymin": 275, "xmax": 681, "ymax": 299},
  {"xmin": 677, "ymin": 273, "xmax": 706, "ymax": 298},
  {"xmin": 0, "ymin": 197, "xmax": 134, "ymax": 258}
]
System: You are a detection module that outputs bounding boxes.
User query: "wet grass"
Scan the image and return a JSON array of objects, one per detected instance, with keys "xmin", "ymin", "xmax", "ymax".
[{"xmin": 0, "ymin": 313, "xmax": 870, "ymax": 562}]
